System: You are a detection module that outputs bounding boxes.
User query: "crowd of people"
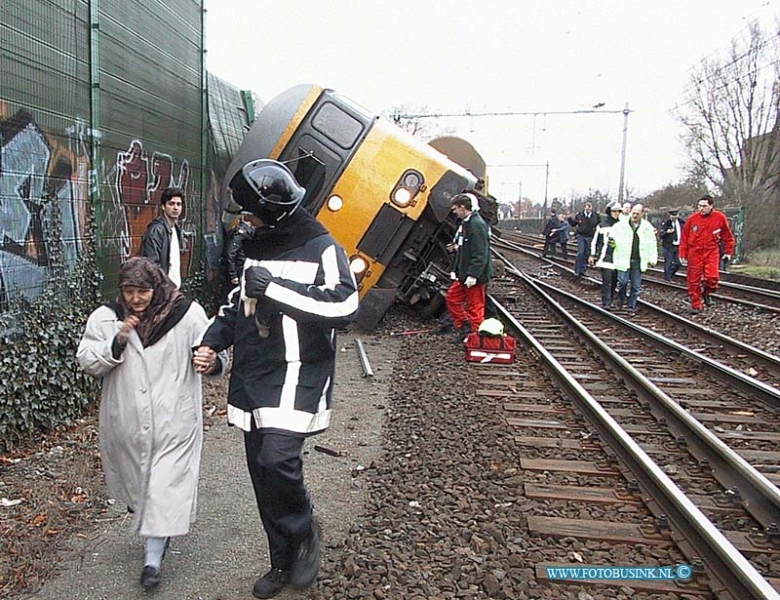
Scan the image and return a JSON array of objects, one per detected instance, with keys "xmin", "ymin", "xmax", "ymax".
[{"xmin": 544, "ymin": 194, "xmax": 735, "ymax": 316}]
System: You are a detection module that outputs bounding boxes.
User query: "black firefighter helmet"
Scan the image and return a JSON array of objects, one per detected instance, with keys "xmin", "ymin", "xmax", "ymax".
[{"xmin": 228, "ymin": 159, "xmax": 305, "ymax": 226}]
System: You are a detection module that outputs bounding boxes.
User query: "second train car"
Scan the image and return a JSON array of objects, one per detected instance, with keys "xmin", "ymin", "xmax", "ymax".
[{"xmin": 223, "ymin": 84, "xmax": 485, "ymax": 329}]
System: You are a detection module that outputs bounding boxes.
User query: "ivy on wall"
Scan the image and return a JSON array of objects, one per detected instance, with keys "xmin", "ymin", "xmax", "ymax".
[
  {"xmin": 0, "ymin": 203, "xmax": 220, "ymax": 453},
  {"xmin": 0, "ymin": 207, "xmax": 103, "ymax": 453}
]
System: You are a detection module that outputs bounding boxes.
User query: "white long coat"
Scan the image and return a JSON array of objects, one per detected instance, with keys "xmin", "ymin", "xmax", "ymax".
[{"xmin": 77, "ymin": 302, "xmax": 213, "ymax": 537}]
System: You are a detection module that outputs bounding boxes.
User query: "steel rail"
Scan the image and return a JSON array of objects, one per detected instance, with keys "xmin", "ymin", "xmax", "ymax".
[
  {"xmin": 355, "ymin": 338, "xmax": 374, "ymax": 378},
  {"xmin": 492, "ymin": 242, "xmax": 780, "ymax": 381},
  {"xmin": 640, "ymin": 275, "xmax": 780, "ymax": 314},
  {"xmin": 632, "ymin": 296, "xmax": 780, "ymax": 380},
  {"xmin": 498, "ymin": 256, "xmax": 780, "ymax": 526},
  {"xmin": 493, "ymin": 233, "xmax": 780, "ymax": 311},
  {"xmin": 534, "ymin": 277, "xmax": 780, "ymax": 409},
  {"xmin": 489, "ymin": 287, "xmax": 780, "ymax": 600}
]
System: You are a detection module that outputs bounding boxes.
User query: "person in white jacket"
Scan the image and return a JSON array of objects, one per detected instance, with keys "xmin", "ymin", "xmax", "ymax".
[
  {"xmin": 77, "ymin": 257, "xmax": 224, "ymax": 590},
  {"xmin": 610, "ymin": 204, "xmax": 658, "ymax": 317},
  {"xmin": 588, "ymin": 202, "xmax": 623, "ymax": 309}
]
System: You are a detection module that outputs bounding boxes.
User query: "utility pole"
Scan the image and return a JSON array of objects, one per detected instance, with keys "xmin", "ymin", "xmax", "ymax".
[
  {"xmin": 617, "ymin": 103, "xmax": 630, "ymax": 204},
  {"xmin": 488, "ymin": 163, "xmax": 548, "ymax": 207},
  {"xmin": 545, "ymin": 160, "xmax": 550, "ymax": 204}
]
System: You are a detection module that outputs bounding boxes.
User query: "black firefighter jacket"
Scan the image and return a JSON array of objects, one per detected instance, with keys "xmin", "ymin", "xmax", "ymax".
[{"xmin": 201, "ymin": 210, "xmax": 359, "ymax": 436}]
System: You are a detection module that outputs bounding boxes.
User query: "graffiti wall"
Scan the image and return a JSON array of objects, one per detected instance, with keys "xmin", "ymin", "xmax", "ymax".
[
  {"xmin": 113, "ymin": 139, "xmax": 192, "ymax": 268},
  {"xmin": 0, "ymin": 0, "xmax": 255, "ymax": 316},
  {"xmin": 0, "ymin": 105, "xmax": 200, "ymax": 314},
  {"xmin": 0, "ymin": 109, "xmax": 89, "ymax": 311}
]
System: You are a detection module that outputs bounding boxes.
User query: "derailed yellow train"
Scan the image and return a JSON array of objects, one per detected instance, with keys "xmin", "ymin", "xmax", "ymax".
[{"xmin": 223, "ymin": 84, "xmax": 489, "ymax": 329}]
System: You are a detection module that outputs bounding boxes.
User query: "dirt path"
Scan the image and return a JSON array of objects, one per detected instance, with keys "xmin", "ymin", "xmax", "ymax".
[{"xmin": 21, "ymin": 329, "xmax": 396, "ymax": 600}]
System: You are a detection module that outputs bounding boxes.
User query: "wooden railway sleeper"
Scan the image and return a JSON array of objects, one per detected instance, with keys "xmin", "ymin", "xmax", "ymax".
[
  {"xmin": 490, "ymin": 291, "xmax": 780, "ymax": 599},
  {"xmin": 747, "ymin": 523, "xmax": 780, "ymax": 549}
]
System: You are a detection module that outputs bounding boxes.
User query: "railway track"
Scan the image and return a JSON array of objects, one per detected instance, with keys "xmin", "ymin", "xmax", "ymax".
[
  {"xmin": 478, "ymin": 261, "xmax": 780, "ymax": 598},
  {"xmin": 305, "ymin": 227, "xmax": 780, "ymax": 599},
  {"xmin": 493, "ymin": 249, "xmax": 780, "ymax": 392},
  {"xmin": 491, "ymin": 238, "xmax": 780, "ymax": 362}
]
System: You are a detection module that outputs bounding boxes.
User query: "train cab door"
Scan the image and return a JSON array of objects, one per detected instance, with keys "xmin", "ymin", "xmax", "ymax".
[{"xmin": 279, "ymin": 139, "xmax": 339, "ymax": 215}]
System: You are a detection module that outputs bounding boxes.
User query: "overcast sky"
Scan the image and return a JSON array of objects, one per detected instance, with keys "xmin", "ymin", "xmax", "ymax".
[{"xmin": 206, "ymin": 0, "xmax": 779, "ymax": 205}]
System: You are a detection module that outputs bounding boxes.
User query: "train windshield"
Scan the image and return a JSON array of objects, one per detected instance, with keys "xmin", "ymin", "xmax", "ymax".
[{"xmin": 330, "ymin": 93, "xmax": 373, "ymax": 119}]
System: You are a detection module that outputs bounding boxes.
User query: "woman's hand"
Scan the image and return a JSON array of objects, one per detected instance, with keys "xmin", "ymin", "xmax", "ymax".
[
  {"xmin": 193, "ymin": 345, "xmax": 217, "ymax": 374},
  {"xmin": 116, "ymin": 315, "xmax": 140, "ymax": 344}
]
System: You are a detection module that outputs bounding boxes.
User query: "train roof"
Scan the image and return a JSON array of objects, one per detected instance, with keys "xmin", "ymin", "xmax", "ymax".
[{"xmin": 428, "ymin": 136, "xmax": 487, "ymax": 181}]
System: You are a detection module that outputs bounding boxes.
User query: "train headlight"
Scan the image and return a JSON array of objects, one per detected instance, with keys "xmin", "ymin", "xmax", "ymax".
[
  {"xmin": 327, "ymin": 195, "xmax": 344, "ymax": 212},
  {"xmin": 349, "ymin": 256, "xmax": 368, "ymax": 281},
  {"xmin": 392, "ymin": 188, "xmax": 412, "ymax": 207},
  {"xmin": 390, "ymin": 169, "xmax": 424, "ymax": 208}
]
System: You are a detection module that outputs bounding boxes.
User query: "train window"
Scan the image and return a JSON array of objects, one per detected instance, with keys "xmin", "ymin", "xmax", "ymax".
[
  {"xmin": 288, "ymin": 146, "xmax": 327, "ymax": 208},
  {"xmin": 331, "ymin": 92, "xmax": 373, "ymax": 118},
  {"xmin": 311, "ymin": 102, "xmax": 364, "ymax": 150}
]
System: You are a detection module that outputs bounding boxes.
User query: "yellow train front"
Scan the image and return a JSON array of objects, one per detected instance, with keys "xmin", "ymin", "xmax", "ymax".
[{"xmin": 224, "ymin": 84, "xmax": 480, "ymax": 328}]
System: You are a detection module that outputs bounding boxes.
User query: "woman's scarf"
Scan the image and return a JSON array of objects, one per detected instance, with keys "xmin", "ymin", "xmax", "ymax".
[{"xmin": 112, "ymin": 257, "xmax": 190, "ymax": 347}]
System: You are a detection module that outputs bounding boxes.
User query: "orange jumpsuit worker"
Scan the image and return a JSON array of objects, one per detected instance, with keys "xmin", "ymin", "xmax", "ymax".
[{"xmin": 678, "ymin": 195, "xmax": 735, "ymax": 314}]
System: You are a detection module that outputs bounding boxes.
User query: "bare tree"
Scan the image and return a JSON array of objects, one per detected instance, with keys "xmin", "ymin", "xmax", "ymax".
[
  {"xmin": 674, "ymin": 20, "xmax": 780, "ymax": 254},
  {"xmin": 384, "ymin": 105, "xmax": 434, "ymax": 137},
  {"xmin": 640, "ymin": 177, "xmax": 709, "ymax": 212}
]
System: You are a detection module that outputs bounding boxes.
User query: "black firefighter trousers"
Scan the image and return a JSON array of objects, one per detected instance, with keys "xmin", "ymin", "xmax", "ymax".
[{"xmin": 243, "ymin": 429, "xmax": 313, "ymax": 571}]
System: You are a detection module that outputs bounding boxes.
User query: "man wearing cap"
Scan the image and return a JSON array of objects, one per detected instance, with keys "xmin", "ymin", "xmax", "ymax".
[
  {"xmin": 679, "ymin": 194, "xmax": 734, "ymax": 314},
  {"xmin": 659, "ymin": 208, "xmax": 685, "ymax": 281},
  {"xmin": 195, "ymin": 159, "xmax": 359, "ymax": 598}
]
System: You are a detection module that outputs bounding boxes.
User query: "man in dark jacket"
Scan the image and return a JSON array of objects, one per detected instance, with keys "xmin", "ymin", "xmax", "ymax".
[
  {"xmin": 568, "ymin": 201, "xmax": 600, "ymax": 276},
  {"xmin": 140, "ymin": 187, "xmax": 184, "ymax": 287},
  {"xmin": 659, "ymin": 208, "xmax": 685, "ymax": 281},
  {"xmin": 541, "ymin": 210, "xmax": 558, "ymax": 257},
  {"xmin": 444, "ymin": 193, "xmax": 492, "ymax": 343},
  {"xmin": 194, "ymin": 160, "xmax": 358, "ymax": 599},
  {"xmin": 219, "ymin": 216, "xmax": 254, "ymax": 300}
]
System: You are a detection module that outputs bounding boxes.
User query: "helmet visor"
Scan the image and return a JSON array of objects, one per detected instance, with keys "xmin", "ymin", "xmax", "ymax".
[{"xmin": 229, "ymin": 168, "xmax": 263, "ymax": 214}]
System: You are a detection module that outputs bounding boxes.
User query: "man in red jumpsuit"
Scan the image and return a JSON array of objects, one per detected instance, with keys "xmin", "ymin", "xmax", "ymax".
[
  {"xmin": 444, "ymin": 193, "xmax": 493, "ymax": 343},
  {"xmin": 679, "ymin": 195, "xmax": 735, "ymax": 314}
]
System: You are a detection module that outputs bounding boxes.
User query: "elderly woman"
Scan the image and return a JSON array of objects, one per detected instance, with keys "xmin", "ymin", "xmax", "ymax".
[{"xmin": 77, "ymin": 257, "xmax": 223, "ymax": 589}]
